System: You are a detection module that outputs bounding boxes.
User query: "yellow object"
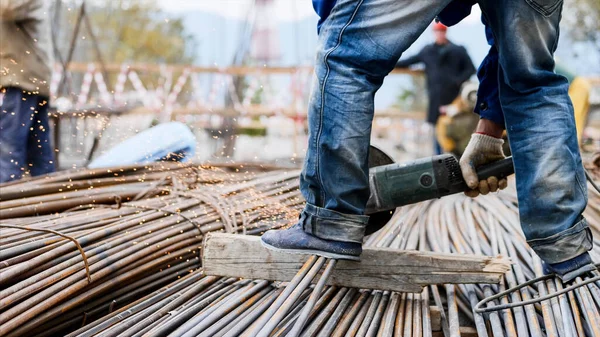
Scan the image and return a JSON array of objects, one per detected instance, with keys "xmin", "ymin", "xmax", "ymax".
[
  {"xmin": 436, "ymin": 94, "xmax": 479, "ymax": 156},
  {"xmin": 569, "ymin": 76, "xmax": 591, "ymax": 144},
  {"xmin": 436, "ymin": 115, "xmax": 455, "ymax": 153},
  {"xmin": 436, "ymin": 76, "xmax": 591, "ymax": 154}
]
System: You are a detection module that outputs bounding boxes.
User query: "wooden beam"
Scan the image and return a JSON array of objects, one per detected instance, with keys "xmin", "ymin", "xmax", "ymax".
[
  {"xmin": 50, "ymin": 105, "xmax": 425, "ymax": 121},
  {"xmin": 170, "ymin": 107, "xmax": 425, "ymax": 120},
  {"xmin": 63, "ymin": 62, "xmax": 424, "ymax": 76},
  {"xmin": 202, "ymin": 233, "xmax": 511, "ymax": 293}
]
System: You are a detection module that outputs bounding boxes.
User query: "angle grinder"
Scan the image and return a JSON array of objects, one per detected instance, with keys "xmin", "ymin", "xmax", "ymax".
[{"xmin": 366, "ymin": 146, "xmax": 515, "ymax": 235}]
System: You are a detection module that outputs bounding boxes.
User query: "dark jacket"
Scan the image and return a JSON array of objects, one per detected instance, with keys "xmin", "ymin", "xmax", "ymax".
[
  {"xmin": 312, "ymin": 0, "xmax": 337, "ymax": 33},
  {"xmin": 396, "ymin": 42, "xmax": 475, "ymax": 124}
]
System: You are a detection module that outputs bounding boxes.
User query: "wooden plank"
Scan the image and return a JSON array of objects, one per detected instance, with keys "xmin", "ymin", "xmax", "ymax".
[{"xmin": 202, "ymin": 233, "xmax": 511, "ymax": 293}]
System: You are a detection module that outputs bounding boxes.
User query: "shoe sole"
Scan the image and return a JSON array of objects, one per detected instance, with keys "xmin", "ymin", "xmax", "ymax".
[{"xmin": 260, "ymin": 239, "xmax": 361, "ymax": 261}]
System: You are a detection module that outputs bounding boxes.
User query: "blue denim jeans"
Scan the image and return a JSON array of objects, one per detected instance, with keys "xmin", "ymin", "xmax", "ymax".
[
  {"xmin": 477, "ymin": 0, "xmax": 591, "ymax": 264},
  {"xmin": 298, "ymin": 0, "xmax": 454, "ymax": 243},
  {"xmin": 298, "ymin": 0, "xmax": 591, "ymax": 264},
  {"xmin": 0, "ymin": 87, "xmax": 55, "ymax": 183}
]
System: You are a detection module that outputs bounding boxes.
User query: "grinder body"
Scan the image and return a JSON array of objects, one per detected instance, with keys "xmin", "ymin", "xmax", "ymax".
[{"xmin": 365, "ymin": 153, "xmax": 514, "ymax": 223}]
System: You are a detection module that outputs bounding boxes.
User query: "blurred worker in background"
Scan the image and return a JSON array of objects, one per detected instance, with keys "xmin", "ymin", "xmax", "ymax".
[
  {"xmin": 437, "ymin": 10, "xmax": 591, "ymax": 159},
  {"xmin": 395, "ymin": 22, "xmax": 475, "ymax": 154},
  {"xmin": 436, "ymin": 81, "xmax": 481, "ymax": 158},
  {"xmin": 0, "ymin": 0, "xmax": 55, "ymax": 183}
]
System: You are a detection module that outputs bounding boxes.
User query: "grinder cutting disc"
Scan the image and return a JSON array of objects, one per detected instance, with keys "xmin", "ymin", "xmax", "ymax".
[{"xmin": 366, "ymin": 145, "xmax": 396, "ymax": 236}]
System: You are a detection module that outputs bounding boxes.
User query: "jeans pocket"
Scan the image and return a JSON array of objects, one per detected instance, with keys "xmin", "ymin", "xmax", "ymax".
[{"xmin": 525, "ymin": 0, "xmax": 563, "ymax": 17}]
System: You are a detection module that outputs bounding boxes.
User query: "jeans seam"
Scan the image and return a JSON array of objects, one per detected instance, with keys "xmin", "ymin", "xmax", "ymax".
[
  {"xmin": 527, "ymin": 219, "xmax": 587, "ymax": 246},
  {"xmin": 575, "ymin": 169, "xmax": 588, "ymax": 204},
  {"xmin": 304, "ymin": 203, "xmax": 369, "ymax": 223},
  {"xmin": 524, "ymin": 0, "xmax": 563, "ymax": 17},
  {"xmin": 529, "ymin": 227, "xmax": 592, "ymax": 263},
  {"xmin": 316, "ymin": 0, "xmax": 365, "ymax": 205}
]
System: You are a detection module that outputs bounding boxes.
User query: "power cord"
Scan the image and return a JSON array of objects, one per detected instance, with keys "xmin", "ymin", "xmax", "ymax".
[
  {"xmin": 474, "ymin": 168, "xmax": 599, "ymax": 314},
  {"xmin": 585, "ymin": 168, "xmax": 600, "ymax": 193},
  {"xmin": 474, "ymin": 264, "xmax": 600, "ymax": 314}
]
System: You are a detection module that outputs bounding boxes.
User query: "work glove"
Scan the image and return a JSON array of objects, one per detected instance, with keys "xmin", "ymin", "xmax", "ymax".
[
  {"xmin": 439, "ymin": 104, "xmax": 460, "ymax": 118},
  {"xmin": 543, "ymin": 252, "xmax": 598, "ymax": 283},
  {"xmin": 459, "ymin": 133, "xmax": 507, "ymax": 198}
]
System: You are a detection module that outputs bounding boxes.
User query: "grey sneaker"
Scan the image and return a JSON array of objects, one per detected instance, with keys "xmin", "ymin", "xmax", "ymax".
[
  {"xmin": 543, "ymin": 252, "xmax": 597, "ymax": 283},
  {"xmin": 260, "ymin": 224, "xmax": 362, "ymax": 261}
]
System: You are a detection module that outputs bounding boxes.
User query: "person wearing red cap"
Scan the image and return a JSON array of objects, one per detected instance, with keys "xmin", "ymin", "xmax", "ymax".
[
  {"xmin": 433, "ymin": 22, "xmax": 447, "ymax": 32},
  {"xmin": 395, "ymin": 21, "xmax": 476, "ymax": 154}
]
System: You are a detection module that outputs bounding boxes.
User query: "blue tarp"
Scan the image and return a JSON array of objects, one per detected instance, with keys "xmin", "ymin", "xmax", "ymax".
[{"xmin": 88, "ymin": 122, "xmax": 196, "ymax": 169}]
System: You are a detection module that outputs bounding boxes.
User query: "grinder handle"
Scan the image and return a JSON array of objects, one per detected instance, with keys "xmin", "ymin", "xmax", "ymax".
[{"xmin": 475, "ymin": 156, "xmax": 515, "ymax": 181}]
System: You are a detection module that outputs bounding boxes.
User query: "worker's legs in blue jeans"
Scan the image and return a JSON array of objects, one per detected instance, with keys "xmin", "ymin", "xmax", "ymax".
[
  {"xmin": 261, "ymin": 0, "xmax": 453, "ymax": 259},
  {"xmin": 0, "ymin": 87, "xmax": 55, "ymax": 183},
  {"xmin": 478, "ymin": 0, "xmax": 594, "ymax": 273}
]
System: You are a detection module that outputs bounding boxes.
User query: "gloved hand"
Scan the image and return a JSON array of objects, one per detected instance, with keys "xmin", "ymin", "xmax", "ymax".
[{"xmin": 459, "ymin": 133, "xmax": 507, "ymax": 198}]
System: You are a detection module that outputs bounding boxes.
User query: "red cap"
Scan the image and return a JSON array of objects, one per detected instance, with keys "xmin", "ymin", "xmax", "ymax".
[{"xmin": 433, "ymin": 22, "xmax": 447, "ymax": 32}]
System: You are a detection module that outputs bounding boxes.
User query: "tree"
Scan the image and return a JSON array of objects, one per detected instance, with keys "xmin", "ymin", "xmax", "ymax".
[
  {"xmin": 392, "ymin": 76, "xmax": 427, "ymax": 113},
  {"xmin": 52, "ymin": 0, "xmax": 197, "ymax": 100},
  {"xmin": 55, "ymin": 0, "xmax": 196, "ymax": 65}
]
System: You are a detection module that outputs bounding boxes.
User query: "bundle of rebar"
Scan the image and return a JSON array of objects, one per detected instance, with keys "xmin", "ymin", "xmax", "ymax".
[
  {"xmin": 0, "ymin": 163, "xmax": 303, "ymax": 336},
  {"xmin": 61, "ymin": 179, "xmax": 600, "ymax": 337},
  {"xmin": 0, "ymin": 161, "xmax": 286, "ymax": 218},
  {"xmin": 1, "ymin": 163, "xmax": 600, "ymax": 336}
]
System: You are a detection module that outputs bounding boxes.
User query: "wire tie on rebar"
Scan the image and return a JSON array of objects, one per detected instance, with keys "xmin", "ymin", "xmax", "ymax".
[
  {"xmin": 114, "ymin": 195, "xmax": 122, "ymax": 209},
  {"xmin": 63, "ymin": 203, "xmax": 98, "ymax": 213},
  {"xmin": 66, "ymin": 197, "xmax": 205, "ymax": 263},
  {"xmin": 132, "ymin": 175, "xmax": 170, "ymax": 201},
  {"xmin": 116, "ymin": 204, "xmax": 204, "ymax": 235},
  {"xmin": 171, "ymin": 190, "xmax": 236, "ymax": 233},
  {"xmin": 0, "ymin": 224, "xmax": 92, "ymax": 284},
  {"xmin": 474, "ymin": 263, "xmax": 600, "ymax": 314}
]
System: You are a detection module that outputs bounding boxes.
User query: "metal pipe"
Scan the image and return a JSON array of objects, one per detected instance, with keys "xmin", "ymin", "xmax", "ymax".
[
  {"xmin": 255, "ymin": 256, "xmax": 326, "ymax": 337},
  {"xmin": 288, "ymin": 259, "xmax": 337, "ymax": 337}
]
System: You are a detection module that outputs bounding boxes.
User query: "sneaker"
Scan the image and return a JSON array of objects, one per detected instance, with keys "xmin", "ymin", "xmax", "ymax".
[
  {"xmin": 543, "ymin": 252, "xmax": 597, "ymax": 283},
  {"xmin": 260, "ymin": 224, "xmax": 362, "ymax": 261}
]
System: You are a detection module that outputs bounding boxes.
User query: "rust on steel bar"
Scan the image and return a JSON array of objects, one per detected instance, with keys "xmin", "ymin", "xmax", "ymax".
[
  {"xmin": 1, "ymin": 162, "xmax": 599, "ymax": 336},
  {"xmin": 0, "ymin": 224, "xmax": 92, "ymax": 284},
  {"xmin": 0, "ymin": 163, "xmax": 303, "ymax": 336},
  {"xmin": 255, "ymin": 256, "xmax": 326, "ymax": 337},
  {"xmin": 288, "ymin": 258, "xmax": 337, "ymax": 337}
]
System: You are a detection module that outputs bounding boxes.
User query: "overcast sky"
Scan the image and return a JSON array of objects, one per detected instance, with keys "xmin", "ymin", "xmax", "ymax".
[
  {"xmin": 158, "ymin": 0, "xmax": 483, "ymax": 23},
  {"xmin": 158, "ymin": 0, "xmax": 317, "ymax": 21}
]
